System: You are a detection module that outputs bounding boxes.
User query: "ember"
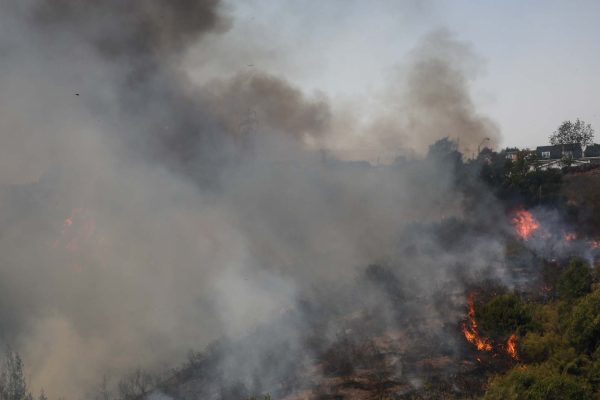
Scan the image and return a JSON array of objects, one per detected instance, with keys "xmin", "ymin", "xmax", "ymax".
[
  {"xmin": 511, "ymin": 209, "xmax": 539, "ymax": 240},
  {"xmin": 54, "ymin": 208, "xmax": 97, "ymax": 260},
  {"xmin": 564, "ymin": 232, "xmax": 577, "ymax": 241},
  {"xmin": 60, "ymin": 208, "xmax": 96, "ymax": 252}
]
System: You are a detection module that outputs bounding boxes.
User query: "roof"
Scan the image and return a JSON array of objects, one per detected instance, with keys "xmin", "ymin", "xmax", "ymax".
[
  {"xmin": 536, "ymin": 143, "xmax": 582, "ymax": 152},
  {"xmin": 584, "ymin": 144, "xmax": 600, "ymax": 157}
]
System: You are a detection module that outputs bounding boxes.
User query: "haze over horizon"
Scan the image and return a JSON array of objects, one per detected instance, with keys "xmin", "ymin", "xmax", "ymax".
[{"xmin": 203, "ymin": 0, "xmax": 600, "ymax": 151}]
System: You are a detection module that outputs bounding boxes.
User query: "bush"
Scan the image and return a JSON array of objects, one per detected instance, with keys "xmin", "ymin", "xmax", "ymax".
[
  {"xmin": 478, "ymin": 294, "xmax": 533, "ymax": 339},
  {"xmin": 519, "ymin": 332, "xmax": 561, "ymax": 364},
  {"xmin": 558, "ymin": 259, "xmax": 592, "ymax": 300},
  {"xmin": 484, "ymin": 365, "xmax": 592, "ymax": 400},
  {"xmin": 566, "ymin": 289, "xmax": 600, "ymax": 354}
]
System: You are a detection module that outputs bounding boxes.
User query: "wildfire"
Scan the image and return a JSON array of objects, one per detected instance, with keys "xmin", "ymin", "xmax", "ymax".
[
  {"xmin": 57, "ymin": 208, "xmax": 96, "ymax": 253},
  {"xmin": 564, "ymin": 232, "xmax": 577, "ymax": 241},
  {"xmin": 462, "ymin": 294, "xmax": 520, "ymax": 362},
  {"xmin": 462, "ymin": 294, "xmax": 492, "ymax": 352},
  {"xmin": 54, "ymin": 208, "xmax": 97, "ymax": 271},
  {"xmin": 511, "ymin": 209, "xmax": 540, "ymax": 240},
  {"xmin": 506, "ymin": 334, "xmax": 518, "ymax": 360}
]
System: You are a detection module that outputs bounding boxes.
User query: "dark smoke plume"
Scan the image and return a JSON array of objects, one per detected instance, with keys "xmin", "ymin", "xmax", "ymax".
[{"xmin": 0, "ymin": 1, "xmax": 510, "ymax": 398}]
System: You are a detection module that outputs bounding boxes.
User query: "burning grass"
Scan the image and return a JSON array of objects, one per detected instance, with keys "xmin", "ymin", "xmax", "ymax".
[{"xmin": 511, "ymin": 209, "xmax": 539, "ymax": 240}]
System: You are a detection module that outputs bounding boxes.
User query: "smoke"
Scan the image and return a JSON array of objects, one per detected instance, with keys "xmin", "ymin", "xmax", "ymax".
[
  {"xmin": 321, "ymin": 29, "xmax": 500, "ymax": 161},
  {"xmin": 0, "ymin": 1, "xmax": 509, "ymax": 398}
]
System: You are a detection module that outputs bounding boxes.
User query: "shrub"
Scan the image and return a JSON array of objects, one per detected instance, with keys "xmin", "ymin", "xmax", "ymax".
[
  {"xmin": 484, "ymin": 364, "xmax": 592, "ymax": 400},
  {"xmin": 558, "ymin": 258, "xmax": 592, "ymax": 300},
  {"xmin": 566, "ymin": 289, "xmax": 600, "ymax": 354},
  {"xmin": 478, "ymin": 294, "xmax": 533, "ymax": 339},
  {"xmin": 519, "ymin": 332, "xmax": 561, "ymax": 364}
]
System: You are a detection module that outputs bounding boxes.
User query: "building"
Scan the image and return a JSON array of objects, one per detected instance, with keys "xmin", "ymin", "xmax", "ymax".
[
  {"xmin": 536, "ymin": 143, "xmax": 583, "ymax": 160},
  {"xmin": 505, "ymin": 149, "xmax": 519, "ymax": 161},
  {"xmin": 584, "ymin": 144, "xmax": 600, "ymax": 158}
]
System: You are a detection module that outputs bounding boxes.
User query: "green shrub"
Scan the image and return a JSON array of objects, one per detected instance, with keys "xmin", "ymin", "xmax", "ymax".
[
  {"xmin": 558, "ymin": 258, "xmax": 592, "ymax": 300},
  {"xmin": 484, "ymin": 365, "xmax": 592, "ymax": 400},
  {"xmin": 479, "ymin": 294, "xmax": 533, "ymax": 339},
  {"xmin": 519, "ymin": 332, "xmax": 561, "ymax": 364},
  {"xmin": 566, "ymin": 289, "xmax": 600, "ymax": 354}
]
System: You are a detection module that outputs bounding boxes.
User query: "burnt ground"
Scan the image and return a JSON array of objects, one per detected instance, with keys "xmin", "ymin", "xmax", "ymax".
[{"xmin": 153, "ymin": 301, "xmax": 520, "ymax": 400}]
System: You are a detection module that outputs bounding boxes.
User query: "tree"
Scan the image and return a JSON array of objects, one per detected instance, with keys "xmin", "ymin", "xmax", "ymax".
[
  {"xmin": 484, "ymin": 365, "xmax": 593, "ymax": 400},
  {"xmin": 0, "ymin": 350, "xmax": 33, "ymax": 400},
  {"xmin": 427, "ymin": 137, "xmax": 462, "ymax": 166},
  {"xmin": 117, "ymin": 369, "xmax": 154, "ymax": 400},
  {"xmin": 566, "ymin": 289, "xmax": 600, "ymax": 354},
  {"xmin": 478, "ymin": 294, "xmax": 533, "ymax": 339},
  {"xmin": 93, "ymin": 375, "xmax": 112, "ymax": 400},
  {"xmin": 557, "ymin": 258, "xmax": 592, "ymax": 300},
  {"xmin": 549, "ymin": 119, "xmax": 594, "ymax": 147}
]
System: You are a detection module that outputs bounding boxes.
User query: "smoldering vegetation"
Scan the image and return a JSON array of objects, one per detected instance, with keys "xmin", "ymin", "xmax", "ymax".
[{"xmin": 0, "ymin": 1, "xmax": 527, "ymax": 399}]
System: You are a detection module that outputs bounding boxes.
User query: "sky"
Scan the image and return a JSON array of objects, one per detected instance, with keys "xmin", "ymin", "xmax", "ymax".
[{"xmin": 190, "ymin": 0, "xmax": 600, "ymax": 150}]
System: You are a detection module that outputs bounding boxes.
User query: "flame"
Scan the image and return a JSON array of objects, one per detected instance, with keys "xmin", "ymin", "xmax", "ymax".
[
  {"xmin": 55, "ymin": 208, "xmax": 97, "ymax": 270},
  {"xmin": 511, "ymin": 210, "xmax": 539, "ymax": 240},
  {"xmin": 462, "ymin": 294, "xmax": 492, "ymax": 352},
  {"xmin": 58, "ymin": 208, "xmax": 96, "ymax": 253},
  {"xmin": 506, "ymin": 334, "xmax": 518, "ymax": 360},
  {"xmin": 462, "ymin": 294, "xmax": 521, "ymax": 362},
  {"xmin": 564, "ymin": 232, "xmax": 577, "ymax": 241}
]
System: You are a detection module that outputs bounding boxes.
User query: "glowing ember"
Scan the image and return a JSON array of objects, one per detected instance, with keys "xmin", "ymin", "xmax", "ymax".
[
  {"xmin": 564, "ymin": 232, "xmax": 577, "ymax": 241},
  {"xmin": 54, "ymin": 208, "xmax": 97, "ymax": 271},
  {"xmin": 506, "ymin": 334, "xmax": 518, "ymax": 360},
  {"xmin": 462, "ymin": 294, "xmax": 492, "ymax": 352},
  {"xmin": 511, "ymin": 209, "xmax": 539, "ymax": 240},
  {"xmin": 59, "ymin": 208, "xmax": 96, "ymax": 253}
]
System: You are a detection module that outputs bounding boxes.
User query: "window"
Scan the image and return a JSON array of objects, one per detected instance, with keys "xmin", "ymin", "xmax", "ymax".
[
  {"xmin": 541, "ymin": 151, "xmax": 551, "ymax": 159},
  {"xmin": 563, "ymin": 150, "xmax": 573, "ymax": 158}
]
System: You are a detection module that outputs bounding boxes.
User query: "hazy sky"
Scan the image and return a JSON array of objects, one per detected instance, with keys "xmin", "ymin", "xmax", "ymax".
[{"xmin": 196, "ymin": 0, "xmax": 600, "ymax": 150}]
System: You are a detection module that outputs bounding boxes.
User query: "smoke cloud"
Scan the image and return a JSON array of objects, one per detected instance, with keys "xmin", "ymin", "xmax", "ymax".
[
  {"xmin": 0, "ymin": 1, "xmax": 508, "ymax": 398},
  {"xmin": 320, "ymin": 29, "xmax": 500, "ymax": 161}
]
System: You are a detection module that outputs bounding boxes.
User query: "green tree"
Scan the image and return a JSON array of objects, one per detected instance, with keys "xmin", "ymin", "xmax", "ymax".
[
  {"xmin": 566, "ymin": 289, "xmax": 600, "ymax": 354},
  {"xmin": 519, "ymin": 332, "xmax": 561, "ymax": 364},
  {"xmin": 549, "ymin": 119, "xmax": 594, "ymax": 147},
  {"xmin": 557, "ymin": 258, "xmax": 592, "ymax": 300},
  {"xmin": 484, "ymin": 365, "xmax": 593, "ymax": 400},
  {"xmin": 478, "ymin": 294, "xmax": 533, "ymax": 339}
]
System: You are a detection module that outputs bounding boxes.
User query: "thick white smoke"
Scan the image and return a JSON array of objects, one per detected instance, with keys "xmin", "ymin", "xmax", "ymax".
[{"xmin": 0, "ymin": 1, "xmax": 506, "ymax": 398}]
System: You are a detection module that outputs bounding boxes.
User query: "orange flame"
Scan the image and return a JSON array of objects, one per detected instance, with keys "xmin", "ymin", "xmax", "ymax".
[
  {"xmin": 507, "ymin": 334, "xmax": 518, "ymax": 360},
  {"xmin": 564, "ymin": 232, "xmax": 577, "ymax": 241},
  {"xmin": 54, "ymin": 208, "xmax": 97, "ymax": 271},
  {"xmin": 511, "ymin": 210, "xmax": 539, "ymax": 240},
  {"xmin": 58, "ymin": 208, "xmax": 96, "ymax": 253},
  {"xmin": 462, "ymin": 294, "xmax": 492, "ymax": 352}
]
